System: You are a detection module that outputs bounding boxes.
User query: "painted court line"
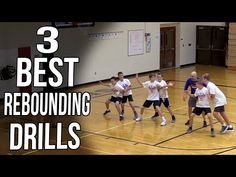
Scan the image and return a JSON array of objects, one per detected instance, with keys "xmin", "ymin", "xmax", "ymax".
[
  {"xmin": 21, "ymin": 105, "xmax": 187, "ymax": 155},
  {"xmin": 80, "ymin": 105, "xmax": 187, "ymax": 139}
]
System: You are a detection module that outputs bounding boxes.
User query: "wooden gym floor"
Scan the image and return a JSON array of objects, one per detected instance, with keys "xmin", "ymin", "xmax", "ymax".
[{"xmin": 1, "ymin": 64, "xmax": 236, "ymax": 155}]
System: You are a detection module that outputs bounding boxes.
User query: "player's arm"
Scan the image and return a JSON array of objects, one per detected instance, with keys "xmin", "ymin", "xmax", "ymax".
[
  {"xmin": 183, "ymin": 80, "xmax": 190, "ymax": 101},
  {"xmin": 207, "ymin": 87, "xmax": 216, "ymax": 99},
  {"xmin": 99, "ymin": 81, "xmax": 110, "ymax": 87},
  {"xmin": 135, "ymin": 73, "xmax": 143, "ymax": 86},
  {"xmin": 186, "ymin": 90, "xmax": 196, "ymax": 98},
  {"xmin": 209, "ymin": 93, "xmax": 215, "ymax": 99},
  {"xmin": 159, "ymin": 82, "xmax": 174, "ymax": 89}
]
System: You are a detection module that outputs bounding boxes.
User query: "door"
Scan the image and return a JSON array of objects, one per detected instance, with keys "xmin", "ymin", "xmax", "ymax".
[
  {"xmin": 196, "ymin": 26, "xmax": 228, "ymax": 66},
  {"xmin": 160, "ymin": 27, "xmax": 176, "ymax": 69}
]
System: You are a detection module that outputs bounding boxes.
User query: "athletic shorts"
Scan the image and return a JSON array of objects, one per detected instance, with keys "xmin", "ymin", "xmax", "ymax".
[
  {"xmin": 214, "ymin": 106, "xmax": 225, "ymax": 112},
  {"xmin": 188, "ymin": 97, "xmax": 197, "ymax": 107},
  {"xmin": 143, "ymin": 100, "xmax": 160, "ymax": 108},
  {"xmin": 122, "ymin": 95, "xmax": 134, "ymax": 103},
  {"xmin": 110, "ymin": 96, "xmax": 122, "ymax": 103},
  {"xmin": 158, "ymin": 98, "xmax": 170, "ymax": 108},
  {"xmin": 192, "ymin": 107, "xmax": 211, "ymax": 116}
]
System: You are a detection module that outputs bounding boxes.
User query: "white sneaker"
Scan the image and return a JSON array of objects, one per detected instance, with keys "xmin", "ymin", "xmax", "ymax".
[
  {"xmin": 135, "ymin": 117, "xmax": 142, "ymax": 122},
  {"xmin": 161, "ymin": 120, "xmax": 167, "ymax": 126}
]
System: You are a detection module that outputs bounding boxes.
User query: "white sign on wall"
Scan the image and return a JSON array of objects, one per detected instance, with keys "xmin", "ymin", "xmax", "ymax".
[
  {"xmin": 88, "ymin": 31, "xmax": 123, "ymax": 40},
  {"xmin": 128, "ymin": 29, "xmax": 144, "ymax": 56}
]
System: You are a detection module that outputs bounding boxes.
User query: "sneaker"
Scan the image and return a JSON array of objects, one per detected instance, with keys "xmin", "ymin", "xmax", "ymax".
[
  {"xmin": 185, "ymin": 120, "xmax": 190, "ymax": 125},
  {"xmin": 151, "ymin": 112, "xmax": 159, "ymax": 119},
  {"xmin": 211, "ymin": 129, "xmax": 216, "ymax": 137},
  {"xmin": 103, "ymin": 109, "xmax": 111, "ymax": 115},
  {"xmin": 119, "ymin": 115, "xmax": 124, "ymax": 121},
  {"xmin": 226, "ymin": 126, "xmax": 234, "ymax": 132},
  {"xmin": 171, "ymin": 116, "xmax": 176, "ymax": 123},
  {"xmin": 135, "ymin": 116, "xmax": 142, "ymax": 122},
  {"xmin": 203, "ymin": 121, "xmax": 207, "ymax": 128},
  {"xmin": 186, "ymin": 127, "xmax": 192, "ymax": 134},
  {"xmin": 221, "ymin": 125, "xmax": 228, "ymax": 134},
  {"xmin": 134, "ymin": 112, "xmax": 139, "ymax": 120},
  {"xmin": 161, "ymin": 120, "xmax": 167, "ymax": 126}
]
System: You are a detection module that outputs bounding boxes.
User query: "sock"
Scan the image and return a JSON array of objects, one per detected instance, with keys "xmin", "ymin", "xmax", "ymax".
[
  {"xmin": 189, "ymin": 126, "xmax": 192, "ymax": 130},
  {"xmin": 161, "ymin": 116, "xmax": 166, "ymax": 122},
  {"xmin": 172, "ymin": 115, "xmax": 176, "ymax": 119},
  {"xmin": 228, "ymin": 125, "xmax": 233, "ymax": 128},
  {"xmin": 211, "ymin": 128, "xmax": 214, "ymax": 131},
  {"xmin": 223, "ymin": 123, "xmax": 226, "ymax": 127}
]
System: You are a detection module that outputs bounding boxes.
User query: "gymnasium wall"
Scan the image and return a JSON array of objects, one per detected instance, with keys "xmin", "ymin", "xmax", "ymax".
[
  {"xmin": 179, "ymin": 22, "xmax": 226, "ymax": 66},
  {"xmin": 0, "ymin": 22, "xmax": 226, "ymax": 98}
]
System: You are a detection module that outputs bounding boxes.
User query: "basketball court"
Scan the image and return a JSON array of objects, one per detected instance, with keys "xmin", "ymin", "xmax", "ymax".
[{"xmin": 0, "ymin": 64, "xmax": 236, "ymax": 155}]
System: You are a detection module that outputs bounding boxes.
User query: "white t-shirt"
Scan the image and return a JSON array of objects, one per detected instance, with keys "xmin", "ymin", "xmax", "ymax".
[
  {"xmin": 117, "ymin": 79, "xmax": 132, "ymax": 96},
  {"xmin": 207, "ymin": 82, "xmax": 227, "ymax": 107},
  {"xmin": 194, "ymin": 87, "xmax": 210, "ymax": 108},
  {"xmin": 109, "ymin": 83, "xmax": 124, "ymax": 98},
  {"xmin": 142, "ymin": 80, "xmax": 161, "ymax": 101},
  {"xmin": 157, "ymin": 80, "xmax": 168, "ymax": 99}
]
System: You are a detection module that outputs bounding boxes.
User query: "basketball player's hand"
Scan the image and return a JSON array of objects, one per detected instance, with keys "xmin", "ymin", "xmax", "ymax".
[
  {"xmin": 167, "ymin": 82, "xmax": 174, "ymax": 87},
  {"xmin": 182, "ymin": 94, "xmax": 187, "ymax": 101}
]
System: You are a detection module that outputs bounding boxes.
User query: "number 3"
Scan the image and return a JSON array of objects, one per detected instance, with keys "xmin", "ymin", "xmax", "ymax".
[{"xmin": 37, "ymin": 26, "xmax": 59, "ymax": 54}]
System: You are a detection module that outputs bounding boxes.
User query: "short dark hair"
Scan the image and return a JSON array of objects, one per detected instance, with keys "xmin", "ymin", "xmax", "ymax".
[
  {"xmin": 149, "ymin": 73, "xmax": 156, "ymax": 79},
  {"xmin": 196, "ymin": 77, "xmax": 204, "ymax": 85},
  {"xmin": 157, "ymin": 72, "xmax": 162, "ymax": 76},
  {"xmin": 118, "ymin": 72, "xmax": 123, "ymax": 76},
  {"xmin": 202, "ymin": 73, "xmax": 210, "ymax": 81},
  {"xmin": 110, "ymin": 76, "xmax": 119, "ymax": 81}
]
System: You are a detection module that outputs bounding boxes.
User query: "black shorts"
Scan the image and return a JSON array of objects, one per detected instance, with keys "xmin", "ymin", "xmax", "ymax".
[
  {"xmin": 110, "ymin": 96, "xmax": 122, "ymax": 103},
  {"xmin": 122, "ymin": 95, "xmax": 134, "ymax": 103},
  {"xmin": 214, "ymin": 106, "xmax": 225, "ymax": 112},
  {"xmin": 192, "ymin": 107, "xmax": 211, "ymax": 116},
  {"xmin": 158, "ymin": 98, "xmax": 170, "ymax": 108},
  {"xmin": 143, "ymin": 100, "xmax": 160, "ymax": 108}
]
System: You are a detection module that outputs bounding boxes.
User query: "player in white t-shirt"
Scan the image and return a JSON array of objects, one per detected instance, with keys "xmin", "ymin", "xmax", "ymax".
[
  {"xmin": 151, "ymin": 73, "xmax": 176, "ymax": 123},
  {"xmin": 202, "ymin": 73, "xmax": 234, "ymax": 133},
  {"xmin": 135, "ymin": 73, "xmax": 173, "ymax": 126},
  {"xmin": 99, "ymin": 76, "xmax": 125, "ymax": 121},
  {"xmin": 117, "ymin": 72, "xmax": 138, "ymax": 119},
  {"xmin": 186, "ymin": 79, "xmax": 215, "ymax": 137}
]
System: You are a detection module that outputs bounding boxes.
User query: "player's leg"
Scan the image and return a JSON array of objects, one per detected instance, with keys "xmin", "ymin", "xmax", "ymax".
[
  {"xmin": 104, "ymin": 98, "xmax": 112, "ymax": 115},
  {"xmin": 202, "ymin": 112, "xmax": 207, "ymax": 127},
  {"xmin": 154, "ymin": 101, "xmax": 167, "ymax": 126},
  {"xmin": 164, "ymin": 98, "xmax": 176, "ymax": 123},
  {"xmin": 185, "ymin": 97, "xmax": 195, "ymax": 125},
  {"xmin": 127, "ymin": 95, "xmax": 138, "ymax": 119},
  {"xmin": 206, "ymin": 112, "xmax": 215, "ymax": 137},
  {"xmin": 151, "ymin": 99, "xmax": 161, "ymax": 119},
  {"xmin": 114, "ymin": 99, "xmax": 124, "ymax": 121},
  {"xmin": 213, "ymin": 109, "xmax": 227, "ymax": 133},
  {"xmin": 121, "ymin": 96, "xmax": 127, "ymax": 116},
  {"xmin": 136, "ymin": 100, "xmax": 151, "ymax": 122},
  {"xmin": 187, "ymin": 107, "xmax": 201, "ymax": 133},
  {"xmin": 187, "ymin": 113, "xmax": 195, "ymax": 133},
  {"xmin": 219, "ymin": 108, "xmax": 234, "ymax": 132}
]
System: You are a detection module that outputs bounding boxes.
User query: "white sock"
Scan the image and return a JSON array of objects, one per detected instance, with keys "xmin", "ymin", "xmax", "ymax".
[
  {"xmin": 223, "ymin": 123, "xmax": 226, "ymax": 127},
  {"xmin": 228, "ymin": 124, "xmax": 233, "ymax": 128},
  {"xmin": 161, "ymin": 116, "xmax": 166, "ymax": 122}
]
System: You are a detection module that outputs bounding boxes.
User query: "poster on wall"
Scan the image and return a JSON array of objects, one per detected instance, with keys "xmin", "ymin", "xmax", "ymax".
[
  {"xmin": 128, "ymin": 29, "xmax": 144, "ymax": 56},
  {"xmin": 145, "ymin": 33, "xmax": 151, "ymax": 53}
]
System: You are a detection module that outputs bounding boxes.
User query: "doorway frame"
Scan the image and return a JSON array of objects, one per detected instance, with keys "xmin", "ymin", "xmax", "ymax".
[{"xmin": 160, "ymin": 23, "xmax": 180, "ymax": 69}]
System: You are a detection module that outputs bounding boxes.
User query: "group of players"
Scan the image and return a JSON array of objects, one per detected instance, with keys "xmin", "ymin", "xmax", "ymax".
[{"xmin": 99, "ymin": 71, "xmax": 234, "ymax": 137}]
